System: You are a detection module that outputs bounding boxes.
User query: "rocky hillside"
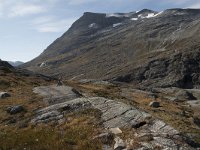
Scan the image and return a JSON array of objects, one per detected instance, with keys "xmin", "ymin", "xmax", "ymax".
[
  {"xmin": 1, "ymin": 60, "xmax": 200, "ymax": 149},
  {"xmin": 22, "ymin": 8, "xmax": 200, "ymax": 89},
  {"xmin": 0, "ymin": 59, "xmax": 53, "ymax": 86}
]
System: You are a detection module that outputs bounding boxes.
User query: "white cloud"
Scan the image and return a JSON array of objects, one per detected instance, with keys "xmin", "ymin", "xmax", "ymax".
[
  {"xmin": 67, "ymin": 0, "xmax": 98, "ymax": 5},
  {"xmin": 32, "ymin": 16, "xmax": 77, "ymax": 33},
  {"xmin": 187, "ymin": 3, "xmax": 200, "ymax": 9},
  {"xmin": 168, "ymin": 0, "xmax": 191, "ymax": 5},
  {"xmin": 8, "ymin": 3, "xmax": 46, "ymax": 17},
  {"xmin": 32, "ymin": 16, "xmax": 54, "ymax": 24},
  {"xmin": 0, "ymin": 0, "xmax": 52, "ymax": 18},
  {"xmin": 164, "ymin": 0, "xmax": 200, "ymax": 8}
]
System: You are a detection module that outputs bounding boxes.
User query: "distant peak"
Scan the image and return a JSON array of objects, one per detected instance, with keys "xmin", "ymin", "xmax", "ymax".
[
  {"xmin": 137, "ymin": 9, "xmax": 157, "ymax": 14},
  {"xmin": 134, "ymin": 9, "xmax": 158, "ymax": 19},
  {"xmin": 83, "ymin": 12, "xmax": 105, "ymax": 16}
]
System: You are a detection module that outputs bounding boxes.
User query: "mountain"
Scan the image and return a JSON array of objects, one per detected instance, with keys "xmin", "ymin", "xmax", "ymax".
[
  {"xmin": 22, "ymin": 8, "xmax": 200, "ymax": 89},
  {"xmin": 2, "ymin": 9, "xmax": 200, "ymax": 148},
  {"xmin": 0, "ymin": 59, "xmax": 52, "ymax": 81},
  {"xmin": 8, "ymin": 61, "xmax": 24, "ymax": 67}
]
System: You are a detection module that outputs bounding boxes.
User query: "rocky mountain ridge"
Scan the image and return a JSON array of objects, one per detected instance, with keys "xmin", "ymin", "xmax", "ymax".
[{"xmin": 22, "ymin": 8, "xmax": 200, "ymax": 89}]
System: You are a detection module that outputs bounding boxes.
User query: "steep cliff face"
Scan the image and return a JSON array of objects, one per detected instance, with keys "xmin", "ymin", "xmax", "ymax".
[
  {"xmin": 115, "ymin": 49, "xmax": 200, "ymax": 89},
  {"xmin": 22, "ymin": 9, "xmax": 200, "ymax": 88}
]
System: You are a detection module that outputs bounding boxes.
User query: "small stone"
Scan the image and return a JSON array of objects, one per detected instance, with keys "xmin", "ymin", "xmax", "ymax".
[
  {"xmin": 0, "ymin": 92, "xmax": 11, "ymax": 99},
  {"xmin": 149, "ymin": 101, "xmax": 160, "ymax": 108},
  {"xmin": 109, "ymin": 127, "xmax": 122, "ymax": 135},
  {"xmin": 114, "ymin": 137, "xmax": 126, "ymax": 150},
  {"xmin": 7, "ymin": 105, "xmax": 24, "ymax": 114}
]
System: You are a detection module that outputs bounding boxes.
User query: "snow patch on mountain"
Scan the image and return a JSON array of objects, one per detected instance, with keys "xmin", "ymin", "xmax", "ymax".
[
  {"xmin": 131, "ymin": 18, "xmax": 138, "ymax": 21},
  {"xmin": 106, "ymin": 13, "xmax": 134, "ymax": 18},
  {"xmin": 113, "ymin": 23, "xmax": 122, "ymax": 27},
  {"xmin": 106, "ymin": 13, "xmax": 125, "ymax": 18},
  {"xmin": 138, "ymin": 12, "xmax": 162, "ymax": 19},
  {"xmin": 146, "ymin": 13, "xmax": 156, "ymax": 18},
  {"xmin": 88, "ymin": 23, "xmax": 97, "ymax": 28},
  {"xmin": 154, "ymin": 11, "xmax": 163, "ymax": 17},
  {"xmin": 40, "ymin": 62, "xmax": 47, "ymax": 67}
]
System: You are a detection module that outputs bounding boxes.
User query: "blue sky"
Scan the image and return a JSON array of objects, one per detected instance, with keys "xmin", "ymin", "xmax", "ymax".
[{"xmin": 1, "ymin": 0, "xmax": 200, "ymax": 62}]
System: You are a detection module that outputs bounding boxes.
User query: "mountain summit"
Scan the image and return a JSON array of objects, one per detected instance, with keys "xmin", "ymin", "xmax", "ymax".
[{"xmin": 22, "ymin": 8, "xmax": 200, "ymax": 89}]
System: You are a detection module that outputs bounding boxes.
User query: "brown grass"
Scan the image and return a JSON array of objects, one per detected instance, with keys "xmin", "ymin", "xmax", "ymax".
[
  {"xmin": 1, "ymin": 73, "xmax": 199, "ymax": 149},
  {"xmin": 66, "ymin": 80, "xmax": 200, "ymax": 145},
  {"xmin": 0, "ymin": 111, "xmax": 102, "ymax": 150},
  {"xmin": 0, "ymin": 73, "xmax": 104, "ymax": 149}
]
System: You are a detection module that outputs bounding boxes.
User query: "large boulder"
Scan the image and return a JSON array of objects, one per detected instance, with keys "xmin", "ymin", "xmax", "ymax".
[
  {"xmin": 0, "ymin": 92, "xmax": 11, "ymax": 99},
  {"xmin": 149, "ymin": 101, "xmax": 160, "ymax": 108},
  {"xmin": 7, "ymin": 105, "xmax": 24, "ymax": 114}
]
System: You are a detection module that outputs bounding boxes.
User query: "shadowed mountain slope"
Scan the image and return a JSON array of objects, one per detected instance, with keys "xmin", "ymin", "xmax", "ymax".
[{"xmin": 22, "ymin": 8, "xmax": 200, "ymax": 89}]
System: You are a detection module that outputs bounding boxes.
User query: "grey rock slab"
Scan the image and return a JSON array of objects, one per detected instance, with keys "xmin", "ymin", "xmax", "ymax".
[
  {"xmin": 88, "ymin": 97, "xmax": 151, "ymax": 128},
  {"xmin": 151, "ymin": 137, "xmax": 193, "ymax": 150},
  {"xmin": 33, "ymin": 85, "xmax": 80, "ymax": 105},
  {"xmin": 103, "ymin": 116, "xmax": 130, "ymax": 128},
  {"xmin": 32, "ymin": 98, "xmax": 91, "ymax": 124},
  {"xmin": 43, "ymin": 96, "xmax": 78, "ymax": 105},
  {"xmin": 175, "ymin": 90, "xmax": 196, "ymax": 101},
  {"xmin": 187, "ymin": 100, "xmax": 200, "ymax": 107},
  {"xmin": 32, "ymin": 85, "xmax": 193, "ymax": 149},
  {"xmin": 149, "ymin": 120, "xmax": 179, "ymax": 136},
  {"xmin": 31, "ymin": 110, "xmax": 61, "ymax": 124},
  {"xmin": 186, "ymin": 89, "xmax": 200, "ymax": 99},
  {"xmin": 0, "ymin": 92, "xmax": 11, "ymax": 99},
  {"xmin": 37, "ymin": 98, "xmax": 91, "ymax": 115},
  {"xmin": 101, "ymin": 105, "xmax": 131, "ymax": 121},
  {"xmin": 139, "ymin": 142, "xmax": 155, "ymax": 149},
  {"xmin": 152, "ymin": 137, "xmax": 177, "ymax": 148}
]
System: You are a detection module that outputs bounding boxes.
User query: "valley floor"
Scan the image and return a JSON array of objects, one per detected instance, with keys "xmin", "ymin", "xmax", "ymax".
[{"xmin": 0, "ymin": 77, "xmax": 200, "ymax": 149}]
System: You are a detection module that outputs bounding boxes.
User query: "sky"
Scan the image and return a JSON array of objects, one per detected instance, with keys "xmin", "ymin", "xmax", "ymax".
[{"xmin": 1, "ymin": 0, "xmax": 200, "ymax": 62}]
